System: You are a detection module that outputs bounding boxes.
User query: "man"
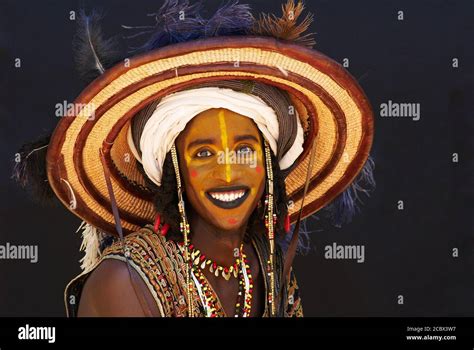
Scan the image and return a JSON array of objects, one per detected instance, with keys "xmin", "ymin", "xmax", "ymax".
[{"xmin": 14, "ymin": 0, "xmax": 374, "ymax": 317}]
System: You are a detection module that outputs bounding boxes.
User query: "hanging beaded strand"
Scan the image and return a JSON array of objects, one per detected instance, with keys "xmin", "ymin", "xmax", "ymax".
[
  {"xmin": 170, "ymin": 144, "xmax": 194, "ymax": 317},
  {"xmin": 264, "ymin": 141, "xmax": 276, "ymax": 317}
]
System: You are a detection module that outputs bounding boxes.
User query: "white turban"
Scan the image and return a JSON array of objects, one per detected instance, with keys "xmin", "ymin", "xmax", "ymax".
[{"xmin": 127, "ymin": 87, "xmax": 304, "ymax": 186}]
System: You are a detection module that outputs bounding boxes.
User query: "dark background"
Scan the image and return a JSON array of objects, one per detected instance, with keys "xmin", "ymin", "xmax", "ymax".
[{"xmin": 0, "ymin": 0, "xmax": 472, "ymax": 317}]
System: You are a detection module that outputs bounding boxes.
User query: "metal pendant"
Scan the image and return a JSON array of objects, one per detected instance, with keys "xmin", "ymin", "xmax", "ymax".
[
  {"xmin": 193, "ymin": 256, "xmax": 200, "ymax": 265},
  {"xmin": 222, "ymin": 270, "xmax": 231, "ymax": 281}
]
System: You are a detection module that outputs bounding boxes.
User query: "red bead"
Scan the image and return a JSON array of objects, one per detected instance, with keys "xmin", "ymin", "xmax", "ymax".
[
  {"xmin": 284, "ymin": 213, "xmax": 291, "ymax": 233},
  {"xmin": 153, "ymin": 213, "xmax": 161, "ymax": 232},
  {"xmin": 161, "ymin": 223, "xmax": 169, "ymax": 236}
]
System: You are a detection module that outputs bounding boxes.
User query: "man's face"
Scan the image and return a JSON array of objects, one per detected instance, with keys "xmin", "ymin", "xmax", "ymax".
[{"xmin": 176, "ymin": 108, "xmax": 266, "ymax": 231}]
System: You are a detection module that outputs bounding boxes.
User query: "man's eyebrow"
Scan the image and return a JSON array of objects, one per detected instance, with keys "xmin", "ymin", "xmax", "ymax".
[
  {"xmin": 187, "ymin": 138, "xmax": 216, "ymax": 150},
  {"xmin": 234, "ymin": 134, "xmax": 259, "ymax": 143}
]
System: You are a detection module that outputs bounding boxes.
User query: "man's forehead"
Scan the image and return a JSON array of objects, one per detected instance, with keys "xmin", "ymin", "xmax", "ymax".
[{"xmin": 184, "ymin": 108, "xmax": 260, "ymax": 139}]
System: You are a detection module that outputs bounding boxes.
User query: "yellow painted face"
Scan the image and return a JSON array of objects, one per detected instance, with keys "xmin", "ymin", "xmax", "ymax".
[{"xmin": 176, "ymin": 108, "xmax": 266, "ymax": 231}]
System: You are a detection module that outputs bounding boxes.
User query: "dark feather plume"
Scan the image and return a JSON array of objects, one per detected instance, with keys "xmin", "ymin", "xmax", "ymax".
[
  {"xmin": 12, "ymin": 134, "xmax": 57, "ymax": 204},
  {"xmin": 73, "ymin": 9, "xmax": 121, "ymax": 82},
  {"xmin": 126, "ymin": 0, "xmax": 205, "ymax": 52},
  {"xmin": 203, "ymin": 0, "xmax": 254, "ymax": 36},
  {"xmin": 323, "ymin": 156, "xmax": 376, "ymax": 227},
  {"xmin": 124, "ymin": 0, "xmax": 255, "ymax": 52},
  {"xmin": 278, "ymin": 156, "xmax": 375, "ymax": 254}
]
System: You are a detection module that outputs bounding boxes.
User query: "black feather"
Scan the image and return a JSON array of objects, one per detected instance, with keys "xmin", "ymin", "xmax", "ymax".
[
  {"xmin": 12, "ymin": 134, "xmax": 57, "ymax": 204},
  {"xmin": 278, "ymin": 156, "xmax": 376, "ymax": 255},
  {"xmin": 203, "ymin": 0, "xmax": 254, "ymax": 37},
  {"xmin": 125, "ymin": 0, "xmax": 204, "ymax": 52},
  {"xmin": 323, "ymin": 155, "xmax": 376, "ymax": 227},
  {"xmin": 73, "ymin": 9, "xmax": 121, "ymax": 83},
  {"xmin": 124, "ymin": 0, "xmax": 255, "ymax": 52}
]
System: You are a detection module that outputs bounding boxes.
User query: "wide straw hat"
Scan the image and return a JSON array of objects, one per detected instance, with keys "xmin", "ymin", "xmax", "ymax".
[{"xmin": 45, "ymin": 33, "xmax": 373, "ymax": 235}]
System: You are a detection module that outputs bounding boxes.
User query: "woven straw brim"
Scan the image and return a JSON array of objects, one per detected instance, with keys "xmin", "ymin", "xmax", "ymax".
[{"xmin": 46, "ymin": 36, "xmax": 373, "ymax": 235}]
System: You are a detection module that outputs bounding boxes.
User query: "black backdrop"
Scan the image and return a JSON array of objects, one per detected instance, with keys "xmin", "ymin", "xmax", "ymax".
[{"xmin": 0, "ymin": 0, "xmax": 472, "ymax": 317}]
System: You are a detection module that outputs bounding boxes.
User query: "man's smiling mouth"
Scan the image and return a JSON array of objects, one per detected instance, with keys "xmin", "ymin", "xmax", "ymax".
[{"xmin": 205, "ymin": 185, "xmax": 250, "ymax": 209}]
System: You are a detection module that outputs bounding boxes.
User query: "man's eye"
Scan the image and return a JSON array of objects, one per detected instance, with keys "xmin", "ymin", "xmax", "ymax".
[
  {"xmin": 196, "ymin": 149, "xmax": 213, "ymax": 158},
  {"xmin": 237, "ymin": 145, "xmax": 253, "ymax": 155}
]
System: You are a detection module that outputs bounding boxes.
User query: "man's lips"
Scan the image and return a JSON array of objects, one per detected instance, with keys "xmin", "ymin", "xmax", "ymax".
[{"xmin": 205, "ymin": 185, "xmax": 250, "ymax": 209}]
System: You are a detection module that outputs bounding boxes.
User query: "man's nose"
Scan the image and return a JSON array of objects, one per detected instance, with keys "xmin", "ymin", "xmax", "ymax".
[{"xmin": 212, "ymin": 158, "xmax": 232, "ymax": 183}]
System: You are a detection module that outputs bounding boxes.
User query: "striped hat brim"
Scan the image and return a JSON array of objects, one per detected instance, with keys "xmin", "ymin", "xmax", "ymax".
[{"xmin": 46, "ymin": 36, "xmax": 374, "ymax": 235}]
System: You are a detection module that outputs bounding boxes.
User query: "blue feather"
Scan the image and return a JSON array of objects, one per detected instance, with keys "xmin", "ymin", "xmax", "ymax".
[
  {"xmin": 324, "ymin": 156, "xmax": 376, "ymax": 227},
  {"xmin": 125, "ymin": 0, "xmax": 205, "ymax": 52},
  {"xmin": 124, "ymin": 0, "xmax": 255, "ymax": 52},
  {"xmin": 74, "ymin": 9, "xmax": 120, "ymax": 82},
  {"xmin": 203, "ymin": 0, "xmax": 254, "ymax": 37},
  {"xmin": 277, "ymin": 156, "xmax": 375, "ymax": 255}
]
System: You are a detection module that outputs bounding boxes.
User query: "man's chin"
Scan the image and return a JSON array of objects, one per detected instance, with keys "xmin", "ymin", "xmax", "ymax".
[{"xmin": 207, "ymin": 214, "xmax": 248, "ymax": 231}]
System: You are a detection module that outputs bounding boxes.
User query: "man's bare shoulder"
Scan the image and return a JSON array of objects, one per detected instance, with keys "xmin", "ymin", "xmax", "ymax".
[{"xmin": 77, "ymin": 258, "xmax": 160, "ymax": 317}]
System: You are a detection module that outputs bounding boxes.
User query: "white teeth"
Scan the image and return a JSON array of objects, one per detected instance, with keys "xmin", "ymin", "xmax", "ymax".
[{"xmin": 209, "ymin": 190, "xmax": 245, "ymax": 202}]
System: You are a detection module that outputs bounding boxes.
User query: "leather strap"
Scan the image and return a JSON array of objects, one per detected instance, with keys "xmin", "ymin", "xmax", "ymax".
[
  {"xmin": 279, "ymin": 137, "xmax": 317, "ymax": 309},
  {"xmin": 99, "ymin": 148, "xmax": 155, "ymax": 317}
]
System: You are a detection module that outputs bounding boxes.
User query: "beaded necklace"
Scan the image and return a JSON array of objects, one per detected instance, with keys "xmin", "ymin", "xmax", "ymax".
[
  {"xmin": 188, "ymin": 244, "xmax": 253, "ymax": 317},
  {"xmin": 189, "ymin": 243, "xmax": 240, "ymax": 280}
]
